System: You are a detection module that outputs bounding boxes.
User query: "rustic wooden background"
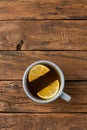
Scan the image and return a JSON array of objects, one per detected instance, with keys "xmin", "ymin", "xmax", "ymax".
[{"xmin": 0, "ymin": 0, "xmax": 87, "ymax": 130}]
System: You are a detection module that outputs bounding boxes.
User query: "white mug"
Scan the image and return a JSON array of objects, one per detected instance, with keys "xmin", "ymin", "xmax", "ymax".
[{"xmin": 23, "ymin": 60, "xmax": 71, "ymax": 103}]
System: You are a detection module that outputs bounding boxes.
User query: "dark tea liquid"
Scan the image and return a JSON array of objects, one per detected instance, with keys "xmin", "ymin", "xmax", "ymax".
[{"xmin": 27, "ymin": 64, "xmax": 60, "ymax": 99}]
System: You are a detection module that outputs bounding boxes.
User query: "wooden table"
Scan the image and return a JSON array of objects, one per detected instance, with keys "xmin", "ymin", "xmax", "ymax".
[{"xmin": 0, "ymin": 0, "xmax": 87, "ymax": 130}]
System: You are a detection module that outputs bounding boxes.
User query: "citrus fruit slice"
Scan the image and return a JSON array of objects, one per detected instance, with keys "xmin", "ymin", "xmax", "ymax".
[
  {"xmin": 28, "ymin": 64, "xmax": 50, "ymax": 82},
  {"xmin": 37, "ymin": 79, "xmax": 59, "ymax": 99}
]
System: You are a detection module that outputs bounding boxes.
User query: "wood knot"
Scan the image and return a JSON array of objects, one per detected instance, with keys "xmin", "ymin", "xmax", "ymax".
[{"xmin": 16, "ymin": 40, "xmax": 24, "ymax": 51}]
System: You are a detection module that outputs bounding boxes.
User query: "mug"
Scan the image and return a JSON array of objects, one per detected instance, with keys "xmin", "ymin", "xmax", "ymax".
[{"xmin": 22, "ymin": 60, "xmax": 71, "ymax": 103}]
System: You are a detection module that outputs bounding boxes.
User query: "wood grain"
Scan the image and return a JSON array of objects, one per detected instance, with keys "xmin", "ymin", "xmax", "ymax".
[
  {"xmin": 0, "ymin": 0, "xmax": 87, "ymax": 20},
  {"xmin": 0, "ymin": 51, "xmax": 87, "ymax": 80},
  {"xmin": 0, "ymin": 81, "xmax": 87, "ymax": 112},
  {"xmin": 0, "ymin": 20, "xmax": 87, "ymax": 50},
  {"xmin": 0, "ymin": 1, "xmax": 87, "ymax": 129},
  {"xmin": 0, "ymin": 114, "xmax": 87, "ymax": 130}
]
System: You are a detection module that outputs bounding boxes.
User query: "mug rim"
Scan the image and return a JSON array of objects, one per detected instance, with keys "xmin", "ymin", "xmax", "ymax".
[{"xmin": 22, "ymin": 60, "xmax": 65, "ymax": 103}]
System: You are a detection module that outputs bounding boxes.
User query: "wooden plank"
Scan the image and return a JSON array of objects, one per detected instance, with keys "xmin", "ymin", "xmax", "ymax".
[
  {"xmin": 0, "ymin": 81, "xmax": 87, "ymax": 112},
  {"xmin": 0, "ymin": 20, "xmax": 87, "ymax": 50},
  {"xmin": 0, "ymin": 114, "xmax": 87, "ymax": 130},
  {"xmin": 0, "ymin": 1, "xmax": 87, "ymax": 20},
  {"xmin": 0, "ymin": 51, "xmax": 87, "ymax": 80}
]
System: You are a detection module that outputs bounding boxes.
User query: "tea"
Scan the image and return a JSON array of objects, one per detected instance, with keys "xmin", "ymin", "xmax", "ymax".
[{"xmin": 27, "ymin": 64, "xmax": 60, "ymax": 100}]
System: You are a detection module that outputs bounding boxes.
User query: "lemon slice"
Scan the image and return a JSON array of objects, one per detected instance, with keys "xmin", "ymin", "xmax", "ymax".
[
  {"xmin": 28, "ymin": 64, "xmax": 50, "ymax": 82},
  {"xmin": 37, "ymin": 80, "xmax": 59, "ymax": 99},
  {"xmin": 28, "ymin": 64, "xmax": 60, "ymax": 99}
]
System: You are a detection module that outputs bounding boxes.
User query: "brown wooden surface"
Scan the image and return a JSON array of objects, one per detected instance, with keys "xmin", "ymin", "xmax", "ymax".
[
  {"xmin": 0, "ymin": 51, "xmax": 87, "ymax": 80},
  {"xmin": 0, "ymin": 0, "xmax": 87, "ymax": 20},
  {"xmin": 0, "ymin": 81, "xmax": 87, "ymax": 112},
  {"xmin": 0, "ymin": 114, "xmax": 87, "ymax": 130},
  {"xmin": 0, "ymin": 0, "xmax": 87, "ymax": 130},
  {"xmin": 0, "ymin": 20, "xmax": 87, "ymax": 50}
]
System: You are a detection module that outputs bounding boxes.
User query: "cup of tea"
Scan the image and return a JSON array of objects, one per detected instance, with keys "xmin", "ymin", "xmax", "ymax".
[{"xmin": 22, "ymin": 60, "xmax": 71, "ymax": 103}]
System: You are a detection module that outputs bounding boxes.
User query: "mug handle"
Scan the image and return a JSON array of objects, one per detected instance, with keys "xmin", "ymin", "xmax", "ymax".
[{"xmin": 60, "ymin": 92, "xmax": 71, "ymax": 102}]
